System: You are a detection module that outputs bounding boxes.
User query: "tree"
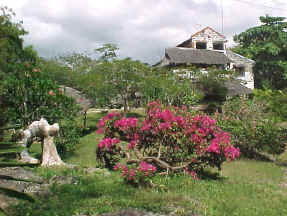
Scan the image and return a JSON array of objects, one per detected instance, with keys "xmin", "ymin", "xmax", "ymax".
[
  {"xmin": 0, "ymin": 6, "xmax": 38, "ymax": 74},
  {"xmin": 95, "ymin": 43, "xmax": 119, "ymax": 61},
  {"xmin": 0, "ymin": 6, "xmax": 80, "ymax": 159},
  {"xmin": 233, "ymin": 15, "xmax": 287, "ymax": 89},
  {"xmin": 141, "ymin": 66, "xmax": 204, "ymax": 107},
  {"xmin": 90, "ymin": 58, "xmax": 150, "ymax": 112}
]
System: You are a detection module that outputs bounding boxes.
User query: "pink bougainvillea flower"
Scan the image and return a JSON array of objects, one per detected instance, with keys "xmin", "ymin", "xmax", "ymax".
[
  {"xmin": 141, "ymin": 120, "xmax": 152, "ymax": 131},
  {"xmin": 114, "ymin": 117, "xmax": 138, "ymax": 131},
  {"xmin": 191, "ymin": 134, "xmax": 202, "ymax": 144},
  {"xmin": 138, "ymin": 161, "xmax": 157, "ymax": 174},
  {"xmin": 98, "ymin": 137, "xmax": 120, "ymax": 149},
  {"xmin": 214, "ymin": 131, "xmax": 230, "ymax": 144},
  {"xmin": 175, "ymin": 116, "xmax": 186, "ymax": 127},
  {"xmin": 207, "ymin": 139, "xmax": 220, "ymax": 154},
  {"xmin": 197, "ymin": 128, "xmax": 207, "ymax": 137},
  {"xmin": 96, "ymin": 128, "xmax": 104, "ymax": 134},
  {"xmin": 224, "ymin": 146, "xmax": 240, "ymax": 160},
  {"xmin": 97, "ymin": 119, "xmax": 106, "ymax": 128},
  {"xmin": 159, "ymin": 122, "xmax": 171, "ymax": 130},
  {"xmin": 184, "ymin": 168, "xmax": 199, "ymax": 180},
  {"xmin": 107, "ymin": 112, "xmax": 121, "ymax": 119},
  {"xmin": 128, "ymin": 140, "xmax": 137, "ymax": 149}
]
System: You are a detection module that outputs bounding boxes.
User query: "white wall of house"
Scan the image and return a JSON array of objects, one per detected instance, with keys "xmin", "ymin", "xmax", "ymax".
[
  {"xmin": 192, "ymin": 27, "xmax": 226, "ymax": 51},
  {"xmin": 228, "ymin": 52, "xmax": 255, "ymax": 90},
  {"xmin": 238, "ymin": 73, "xmax": 254, "ymax": 89},
  {"xmin": 166, "ymin": 27, "xmax": 255, "ymax": 90}
]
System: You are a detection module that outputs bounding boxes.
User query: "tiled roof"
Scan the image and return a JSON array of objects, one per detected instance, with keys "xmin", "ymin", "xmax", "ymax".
[{"xmin": 165, "ymin": 47, "xmax": 231, "ymax": 65}]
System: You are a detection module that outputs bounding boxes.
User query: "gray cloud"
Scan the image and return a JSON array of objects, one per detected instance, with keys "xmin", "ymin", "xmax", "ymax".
[{"xmin": 2, "ymin": 0, "xmax": 287, "ymax": 64}]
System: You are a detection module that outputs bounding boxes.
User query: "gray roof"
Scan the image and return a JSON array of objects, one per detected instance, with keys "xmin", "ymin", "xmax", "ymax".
[
  {"xmin": 224, "ymin": 80, "xmax": 253, "ymax": 96},
  {"xmin": 164, "ymin": 47, "xmax": 231, "ymax": 65},
  {"xmin": 226, "ymin": 50, "xmax": 255, "ymax": 66}
]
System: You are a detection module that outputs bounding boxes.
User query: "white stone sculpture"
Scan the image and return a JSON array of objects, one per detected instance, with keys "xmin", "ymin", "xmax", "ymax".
[{"xmin": 18, "ymin": 118, "xmax": 65, "ymax": 166}]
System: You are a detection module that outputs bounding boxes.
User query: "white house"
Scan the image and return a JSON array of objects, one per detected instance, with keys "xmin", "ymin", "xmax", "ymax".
[{"xmin": 158, "ymin": 27, "xmax": 255, "ymax": 90}]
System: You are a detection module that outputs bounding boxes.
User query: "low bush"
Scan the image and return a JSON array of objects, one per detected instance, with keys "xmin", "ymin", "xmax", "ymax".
[
  {"xmin": 215, "ymin": 97, "xmax": 286, "ymax": 158},
  {"xmin": 96, "ymin": 101, "xmax": 240, "ymax": 185},
  {"xmin": 55, "ymin": 119, "xmax": 82, "ymax": 157},
  {"xmin": 254, "ymin": 89, "xmax": 287, "ymax": 121}
]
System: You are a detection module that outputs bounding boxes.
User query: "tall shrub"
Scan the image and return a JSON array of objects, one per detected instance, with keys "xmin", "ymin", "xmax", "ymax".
[
  {"xmin": 216, "ymin": 97, "xmax": 286, "ymax": 158},
  {"xmin": 96, "ymin": 101, "xmax": 240, "ymax": 184}
]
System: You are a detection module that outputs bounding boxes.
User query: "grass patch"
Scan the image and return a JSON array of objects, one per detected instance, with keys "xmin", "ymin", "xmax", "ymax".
[{"xmin": 8, "ymin": 163, "xmax": 287, "ymax": 216}]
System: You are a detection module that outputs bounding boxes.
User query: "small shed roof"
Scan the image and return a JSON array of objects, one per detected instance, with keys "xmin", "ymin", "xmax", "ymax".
[{"xmin": 165, "ymin": 47, "xmax": 231, "ymax": 65}]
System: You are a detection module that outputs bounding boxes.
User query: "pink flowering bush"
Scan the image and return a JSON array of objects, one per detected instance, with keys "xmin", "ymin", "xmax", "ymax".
[
  {"xmin": 96, "ymin": 101, "xmax": 240, "ymax": 184},
  {"xmin": 114, "ymin": 161, "xmax": 157, "ymax": 185}
]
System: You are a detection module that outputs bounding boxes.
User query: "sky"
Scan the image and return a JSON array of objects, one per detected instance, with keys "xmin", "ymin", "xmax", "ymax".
[{"xmin": 1, "ymin": 0, "xmax": 287, "ymax": 64}]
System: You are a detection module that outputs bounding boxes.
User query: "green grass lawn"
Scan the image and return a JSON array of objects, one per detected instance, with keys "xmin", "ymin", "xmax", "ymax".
[{"xmin": 11, "ymin": 111, "xmax": 287, "ymax": 216}]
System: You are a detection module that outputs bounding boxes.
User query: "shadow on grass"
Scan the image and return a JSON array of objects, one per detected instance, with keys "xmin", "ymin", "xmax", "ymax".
[
  {"xmin": 199, "ymin": 170, "xmax": 226, "ymax": 181},
  {"xmin": 239, "ymin": 149, "xmax": 274, "ymax": 163},
  {"xmin": 275, "ymin": 161, "xmax": 287, "ymax": 167},
  {"xmin": 125, "ymin": 112, "xmax": 144, "ymax": 118}
]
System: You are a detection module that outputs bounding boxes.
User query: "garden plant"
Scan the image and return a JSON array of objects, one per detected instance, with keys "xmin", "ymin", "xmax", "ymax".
[{"xmin": 96, "ymin": 101, "xmax": 240, "ymax": 185}]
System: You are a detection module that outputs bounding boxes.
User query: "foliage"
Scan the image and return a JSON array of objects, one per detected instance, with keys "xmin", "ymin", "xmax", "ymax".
[
  {"xmin": 2, "ymin": 63, "xmax": 81, "ymax": 155},
  {"xmin": 142, "ymin": 66, "xmax": 231, "ymax": 107},
  {"xmin": 96, "ymin": 101, "xmax": 240, "ymax": 184},
  {"xmin": 38, "ymin": 58, "xmax": 78, "ymax": 88},
  {"xmin": 233, "ymin": 15, "xmax": 287, "ymax": 89},
  {"xmin": 0, "ymin": 6, "xmax": 82, "ymax": 157},
  {"xmin": 198, "ymin": 68, "xmax": 230, "ymax": 101},
  {"xmin": 141, "ymin": 67, "xmax": 204, "ymax": 107},
  {"xmin": 0, "ymin": 6, "xmax": 38, "ymax": 132},
  {"xmin": 55, "ymin": 119, "xmax": 82, "ymax": 157},
  {"xmin": 84, "ymin": 57, "xmax": 150, "ymax": 111},
  {"xmin": 0, "ymin": 6, "xmax": 37, "ymax": 74},
  {"xmin": 95, "ymin": 43, "xmax": 119, "ymax": 61},
  {"xmin": 1, "ymin": 63, "xmax": 79, "ymax": 127},
  {"xmin": 253, "ymin": 88, "xmax": 287, "ymax": 121},
  {"xmin": 113, "ymin": 161, "xmax": 157, "ymax": 185},
  {"xmin": 215, "ymin": 97, "xmax": 286, "ymax": 157}
]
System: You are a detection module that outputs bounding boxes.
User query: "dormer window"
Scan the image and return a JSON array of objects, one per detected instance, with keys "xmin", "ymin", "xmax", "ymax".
[
  {"xmin": 213, "ymin": 42, "xmax": 224, "ymax": 50},
  {"xmin": 196, "ymin": 42, "xmax": 207, "ymax": 49}
]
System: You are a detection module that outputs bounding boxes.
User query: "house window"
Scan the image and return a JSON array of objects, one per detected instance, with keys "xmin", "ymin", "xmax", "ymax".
[
  {"xmin": 235, "ymin": 66, "xmax": 245, "ymax": 77},
  {"xmin": 213, "ymin": 42, "xmax": 224, "ymax": 50},
  {"xmin": 196, "ymin": 42, "xmax": 207, "ymax": 49}
]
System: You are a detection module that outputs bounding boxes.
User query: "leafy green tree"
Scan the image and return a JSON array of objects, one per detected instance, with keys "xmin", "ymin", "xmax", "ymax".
[
  {"xmin": 0, "ymin": 6, "xmax": 38, "ymax": 74},
  {"xmin": 141, "ymin": 66, "xmax": 204, "ymax": 107},
  {"xmin": 39, "ymin": 58, "xmax": 76, "ymax": 87},
  {"xmin": 0, "ymin": 6, "xmax": 81, "ymax": 157},
  {"xmin": 198, "ymin": 67, "xmax": 232, "ymax": 101},
  {"xmin": 95, "ymin": 43, "xmax": 119, "ymax": 61},
  {"xmin": 2, "ymin": 64, "xmax": 79, "ymax": 127},
  {"xmin": 233, "ymin": 15, "xmax": 287, "ymax": 89},
  {"xmin": 88, "ymin": 58, "xmax": 150, "ymax": 112}
]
